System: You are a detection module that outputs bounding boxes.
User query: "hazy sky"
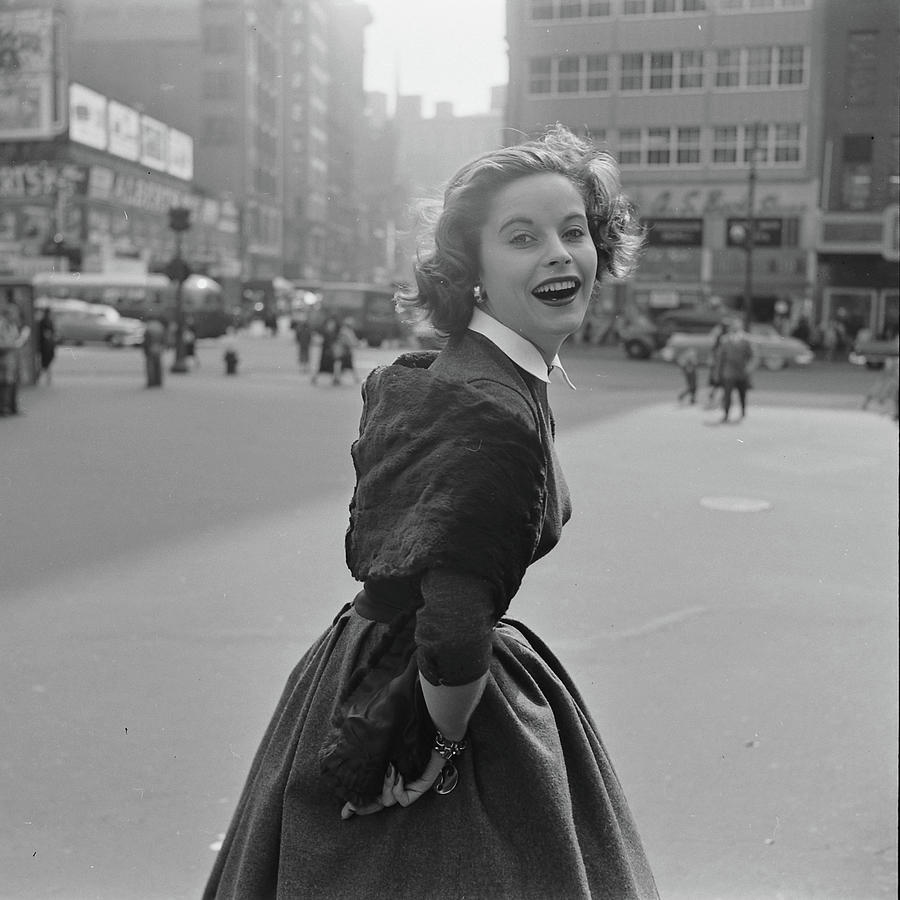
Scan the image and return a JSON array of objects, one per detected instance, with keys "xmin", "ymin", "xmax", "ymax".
[{"xmin": 363, "ymin": 0, "xmax": 507, "ymax": 117}]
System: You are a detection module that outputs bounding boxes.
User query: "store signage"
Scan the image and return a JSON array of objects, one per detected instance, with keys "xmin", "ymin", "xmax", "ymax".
[
  {"xmin": 69, "ymin": 83, "xmax": 108, "ymax": 150},
  {"xmin": 644, "ymin": 218, "xmax": 703, "ymax": 247},
  {"xmin": 107, "ymin": 100, "xmax": 140, "ymax": 161},
  {"xmin": 725, "ymin": 217, "xmax": 783, "ymax": 247},
  {"xmin": 0, "ymin": 162, "xmax": 88, "ymax": 198},
  {"xmin": 140, "ymin": 114, "xmax": 168, "ymax": 171},
  {"xmin": 0, "ymin": 8, "xmax": 66, "ymax": 141},
  {"xmin": 167, "ymin": 127, "xmax": 194, "ymax": 181}
]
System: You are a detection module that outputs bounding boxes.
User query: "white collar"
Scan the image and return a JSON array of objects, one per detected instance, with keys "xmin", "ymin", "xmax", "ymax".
[{"xmin": 468, "ymin": 307, "xmax": 576, "ymax": 390}]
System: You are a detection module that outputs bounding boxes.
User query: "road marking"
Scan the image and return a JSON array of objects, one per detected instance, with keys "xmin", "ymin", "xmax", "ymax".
[
  {"xmin": 611, "ymin": 605, "xmax": 708, "ymax": 639},
  {"xmin": 700, "ymin": 495, "xmax": 772, "ymax": 512}
]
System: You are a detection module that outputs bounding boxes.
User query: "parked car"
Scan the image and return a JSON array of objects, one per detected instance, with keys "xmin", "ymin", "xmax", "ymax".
[
  {"xmin": 617, "ymin": 308, "xmax": 727, "ymax": 359},
  {"xmin": 660, "ymin": 323, "xmax": 814, "ymax": 370},
  {"xmin": 848, "ymin": 334, "xmax": 899, "ymax": 369},
  {"xmin": 36, "ymin": 298, "xmax": 145, "ymax": 347}
]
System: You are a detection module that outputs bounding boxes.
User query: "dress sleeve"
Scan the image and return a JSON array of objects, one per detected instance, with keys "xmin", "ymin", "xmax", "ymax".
[{"xmin": 416, "ymin": 568, "xmax": 497, "ymax": 686}]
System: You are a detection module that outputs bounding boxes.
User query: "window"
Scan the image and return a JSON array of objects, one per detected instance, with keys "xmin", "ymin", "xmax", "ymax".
[
  {"xmin": 585, "ymin": 54, "xmax": 609, "ymax": 92},
  {"xmin": 587, "ymin": 0, "xmax": 611, "ymax": 14},
  {"xmin": 841, "ymin": 133, "xmax": 874, "ymax": 209},
  {"xmin": 746, "ymin": 46, "xmax": 772, "ymax": 86},
  {"xmin": 528, "ymin": 0, "xmax": 554, "ymax": 19},
  {"xmin": 773, "ymin": 123, "xmax": 801, "ymax": 163},
  {"xmin": 677, "ymin": 127, "xmax": 701, "ymax": 164},
  {"xmin": 653, "ymin": 0, "xmax": 677, "ymax": 10},
  {"xmin": 529, "ymin": 57, "xmax": 553, "ymax": 94},
  {"xmin": 621, "ymin": 53, "xmax": 645, "ymax": 91},
  {"xmin": 618, "ymin": 129, "xmax": 642, "ymax": 166},
  {"xmin": 712, "ymin": 126, "xmax": 738, "ymax": 164},
  {"xmin": 647, "ymin": 128, "xmax": 671, "ymax": 165},
  {"xmin": 622, "ymin": 0, "xmax": 647, "ymax": 13},
  {"xmin": 744, "ymin": 123, "xmax": 769, "ymax": 164},
  {"xmin": 716, "ymin": 49, "xmax": 740, "ymax": 87},
  {"xmin": 845, "ymin": 31, "xmax": 877, "ymax": 104},
  {"xmin": 778, "ymin": 45, "xmax": 805, "ymax": 86},
  {"xmin": 558, "ymin": 57, "xmax": 580, "ymax": 93},
  {"xmin": 679, "ymin": 50, "xmax": 704, "ymax": 88},
  {"xmin": 650, "ymin": 53, "xmax": 674, "ymax": 90},
  {"xmin": 559, "ymin": 0, "xmax": 583, "ymax": 17}
]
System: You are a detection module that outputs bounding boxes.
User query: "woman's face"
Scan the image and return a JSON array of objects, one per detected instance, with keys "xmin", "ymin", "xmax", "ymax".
[{"xmin": 478, "ymin": 172, "xmax": 597, "ymax": 361}]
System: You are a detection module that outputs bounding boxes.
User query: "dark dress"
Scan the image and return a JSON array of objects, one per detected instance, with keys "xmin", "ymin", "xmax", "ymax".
[
  {"xmin": 38, "ymin": 316, "xmax": 56, "ymax": 370},
  {"xmin": 204, "ymin": 332, "xmax": 658, "ymax": 900}
]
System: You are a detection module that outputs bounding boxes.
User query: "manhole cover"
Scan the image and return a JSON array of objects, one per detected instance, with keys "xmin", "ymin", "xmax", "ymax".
[{"xmin": 700, "ymin": 496, "xmax": 772, "ymax": 513}]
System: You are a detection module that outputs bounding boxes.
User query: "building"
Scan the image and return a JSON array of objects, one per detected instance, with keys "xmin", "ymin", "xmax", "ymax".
[
  {"xmin": 505, "ymin": 0, "xmax": 894, "ymax": 341},
  {"xmin": 816, "ymin": 0, "xmax": 899, "ymax": 340}
]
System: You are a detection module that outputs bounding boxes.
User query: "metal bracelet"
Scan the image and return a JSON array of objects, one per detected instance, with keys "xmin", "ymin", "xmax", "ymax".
[{"xmin": 433, "ymin": 731, "xmax": 467, "ymax": 761}]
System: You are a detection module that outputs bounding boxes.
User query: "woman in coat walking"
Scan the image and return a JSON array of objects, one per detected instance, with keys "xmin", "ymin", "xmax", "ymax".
[{"xmin": 205, "ymin": 125, "xmax": 658, "ymax": 900}]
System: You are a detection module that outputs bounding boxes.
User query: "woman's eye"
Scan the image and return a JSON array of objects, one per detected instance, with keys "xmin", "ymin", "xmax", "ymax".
[
  {"xmin": 509, "ymin": 232, "xmax": 533, "ymax": 246},
  {"xmin": 564, "ymin": 227, "xmax": 587, "ymax": 240}
]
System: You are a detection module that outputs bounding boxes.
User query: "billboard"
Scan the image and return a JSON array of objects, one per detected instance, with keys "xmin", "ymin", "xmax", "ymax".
[
  {"xmin": 69, "ymin": 83, "xmax": 108, "ymax": 150},
  {"xmin": 140, "ymin": 114, "xmax": 168, "ymax": 171},
  {"xmin": 0, "ymin": 8, "xmax": 67, "ymax": 141},
  {"xmin": 107, "ymin": 100, "xmax": 140, "ymax": 161},
  {"xmin": 167, "ymin": 127, "xmax": 194, "ymax": 181}
]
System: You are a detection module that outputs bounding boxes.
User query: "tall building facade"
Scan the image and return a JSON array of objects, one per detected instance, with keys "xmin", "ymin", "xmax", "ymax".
[
  {"xmin": 817, "ymin": 0, "xmax": 899, "ymax": 339},
  {"xmin": 506, "ymin": 0, "xmax": 878, "ymax": 336}
]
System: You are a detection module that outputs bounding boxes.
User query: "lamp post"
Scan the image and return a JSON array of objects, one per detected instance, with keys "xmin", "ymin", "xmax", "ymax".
[{"xmin": 166, "ymin": 206, "xmax": 192, "ymax": 373}]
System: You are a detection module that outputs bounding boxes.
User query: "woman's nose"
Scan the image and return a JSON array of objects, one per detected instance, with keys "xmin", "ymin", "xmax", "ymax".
[{"xmin": 545, "ymin": 235, "xmax": 572, "ymax": 265}]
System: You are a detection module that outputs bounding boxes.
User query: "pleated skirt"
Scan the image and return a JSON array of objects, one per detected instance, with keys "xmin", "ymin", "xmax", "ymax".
[{"xmin": 204, "ymin": 606, "xmax": 658, "ymax": 900}]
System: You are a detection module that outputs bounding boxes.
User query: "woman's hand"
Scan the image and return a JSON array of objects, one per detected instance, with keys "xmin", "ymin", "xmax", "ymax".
[{"xmin": 340, "ymin": 750, "xmax": 447, "ymax": 820}]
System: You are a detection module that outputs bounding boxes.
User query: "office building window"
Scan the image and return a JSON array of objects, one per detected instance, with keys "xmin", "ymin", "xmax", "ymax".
[
  {"xmin": 528, "ymin": 0, "xmax": 554, "ymax": 19},
  {"xmin": 618, "ymin": 129, "xmax": 642, "ymax": 166},
  {"xmin": 743, "ymin": 123, "xmax": 769, "ymax": 163},
  {"xmin": 647, "ymin": 128, "xmax": 671, "ymax": 165},
  {"xmin": 558, "ymin": 57, "xmax": 580, "ymax": 93},
  {"xmin": 585, "ymin": 55, "xmax": 609, "ymax": 92},
  {"xmin": 777, "ymin": 45, "xmax": 805, "ymax": 85},
  {"xmin": 841, "ymin": 134, "xmax": 874, "ymax": 209},
  {"xmin": 559, "ymin": 0, "xmax": 582, "ymax": 17},
  {"xmin": 621, "ymin": 53, "xmax": 645, "ymax": 91},
  {"xmin": 679, "ymin": 50, "xmax": 704, "ymax": 88},
  {"xmin": 773, "ymin": 123, "xmax": 802, "ymax": 162},
  {"xmin": 587, "ymin": 0, "xmax": 612, "ymax": 14},
  {"xmin": 529, "ymin": 57, "xmax": 553, "ymax": 94},
  {"xmin": 622, "ymin": 0, "xmax": 648, "ymax": 13},
  {"xmin": 845, "ymin": 31, "xmax": 878, "ymax": 104},
  {"xmin": 650, "ymin": 53, "xmax": 674, "ymax": 90},
  {"xmin": 677, "ymin": 127, "xmax": 701, "ymax": 164},
  {"xmin": 746, "ymin": 46, "xmax": 772, "ymax": 86},
  {"xmin": 715, "ymin": 49, "xmax": 741, "ymax": 87},
  {"xmin": 712, "ymin": 126, "xmax": 738, "ymax": 163}
]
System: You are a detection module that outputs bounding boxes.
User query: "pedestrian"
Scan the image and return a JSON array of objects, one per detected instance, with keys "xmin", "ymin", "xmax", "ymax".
[
  {"xmin": 676, "ymin": 346, "xmax": 698, "ymax": 404},
  {"xmin": 183, "ymin": 319, "xmax": 198, "ymax": 369},
  {"xmin": 704, "ymin": 321, "xmax": 726, "ymax": 408},
  {"xmin": 717, "ymin": 317, "xmax": 758, "ymax": 423},
  {"xmin": 862, "ymin": 356, "xmax": 899, "ymax": 416},
  {"xmin": 37, "ymin": 306, "xmax": 56, "ymax": 385},
  {"xmin": 223, "ymin": 327, "xmax": 239, "ymax": 375},
  {"xmin": 335, "ymin": 316, "xmax": 361, "ymax": 384},
  {"xmin": 292, "ymin": 312, "xmax": 313, "ymax": 373},
  {"xmin": 142, "ymin": 316, "xmax": 167, "ymax": 388},
  {"xmin": 204, "ymin": 125, "xmax": 657, "ymax": 900},
  {"xmin": 311, "ymin": 316, "xmax": 339, "ymax": 385},
  {"xmin": 0, "ymin": 302, "xmax": 30, "ymax": 416}
]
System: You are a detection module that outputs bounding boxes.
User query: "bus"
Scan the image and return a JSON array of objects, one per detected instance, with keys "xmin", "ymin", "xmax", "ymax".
[
  {"xmin": 295, "ymin": 281, "xmax": 402, "ymax": 347},
  {"xmin": 31, "ymin": 271, "xmax": 230, "ymax": 339}
]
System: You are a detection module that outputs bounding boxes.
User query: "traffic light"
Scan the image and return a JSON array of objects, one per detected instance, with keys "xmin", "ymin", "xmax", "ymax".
[{"xmin": 168, "ymin": 206, "xmax": 192, "ymax": 232}]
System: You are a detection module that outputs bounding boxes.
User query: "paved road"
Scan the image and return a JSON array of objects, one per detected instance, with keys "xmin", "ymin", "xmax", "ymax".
[{"xmin": 1, "ymin": 331, "xmax": 896, "ymax": 899}]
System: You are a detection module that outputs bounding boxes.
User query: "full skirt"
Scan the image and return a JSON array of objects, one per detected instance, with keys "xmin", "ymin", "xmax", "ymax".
[{"xmin": 204, "ymin": 607, "xmax": 658, "ymax": 900}]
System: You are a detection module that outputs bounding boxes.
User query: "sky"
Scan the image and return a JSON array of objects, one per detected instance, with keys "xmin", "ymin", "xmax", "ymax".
[{"xmin": 362, "ymin": 0, "xmax": 508, "ymax": 117}]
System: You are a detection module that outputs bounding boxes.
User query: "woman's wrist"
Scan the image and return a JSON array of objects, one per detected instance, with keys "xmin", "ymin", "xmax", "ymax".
[{"xmin": 419, "ymin": 672, "xmax": 488, "ymax": 742}]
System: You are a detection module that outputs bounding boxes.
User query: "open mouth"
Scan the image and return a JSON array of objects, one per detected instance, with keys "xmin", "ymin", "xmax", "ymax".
[{"xmin": 531, "ymin": 278, "xmax": 581, "ymax": 305}]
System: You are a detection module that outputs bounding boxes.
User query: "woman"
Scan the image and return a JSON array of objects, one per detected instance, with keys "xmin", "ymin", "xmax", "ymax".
[
  {"xmin": 311, "ymin": 316, "xmax": 339, "ymax": 385},
  {"xmin": 205, "ymin": 125, "xmax": 657, "ymax": 899}
]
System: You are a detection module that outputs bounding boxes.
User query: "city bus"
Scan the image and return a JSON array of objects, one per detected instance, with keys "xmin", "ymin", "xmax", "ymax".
[
  {"xmin": 31, "ymin": 271, "xmax": 230, "ymax": 338},
  {"xmin": 295, "ymin": 281, "xmax": 402, "ymax": 347}
]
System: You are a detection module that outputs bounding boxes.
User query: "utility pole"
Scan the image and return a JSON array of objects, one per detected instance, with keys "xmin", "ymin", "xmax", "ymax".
[{"xmin": 743, "ymin": 125, "xmax": 760, "ymax": 328}]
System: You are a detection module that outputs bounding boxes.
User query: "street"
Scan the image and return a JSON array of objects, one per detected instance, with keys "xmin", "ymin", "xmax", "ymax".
[{"xmin": 1, "ymin": 330, "xmax": 897, "ymax": 900}]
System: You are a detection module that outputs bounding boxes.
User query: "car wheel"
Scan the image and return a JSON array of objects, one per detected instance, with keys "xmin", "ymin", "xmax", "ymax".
[
  {"xmin": 107, "ymin": 334, "xmax": 124, "ymax": 348},
  {"xmin": 762, "ymin": 356, "xmax": 785, "ymax": 371},
  {"xmin": 624, "ymin": 340, "xmax": 651, "ymax": 360}
]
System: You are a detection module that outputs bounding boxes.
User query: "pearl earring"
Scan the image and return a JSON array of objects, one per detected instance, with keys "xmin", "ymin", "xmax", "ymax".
[{"xmin": 473, "ymin": 284, "xmax": 483, "ymax": 303}]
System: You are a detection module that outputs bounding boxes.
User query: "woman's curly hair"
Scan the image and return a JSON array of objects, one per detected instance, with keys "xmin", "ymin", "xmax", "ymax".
[{"xmin": 396, "ymin": 124, "xmax": 644, "ymax": 338}]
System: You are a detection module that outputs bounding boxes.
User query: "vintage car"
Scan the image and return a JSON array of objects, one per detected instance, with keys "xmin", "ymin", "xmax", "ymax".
[
  {"xmin": 660, "ymin": 323, "xmax": 814, "ymax": 370},
  {"xmin": 36, "ymin": 298, "xmax": 146, "ymax": 347},
  {"xmin": 616, "ymin": 308, "xmax": 727, "ymax": 360},
  {"xmin": 848, "ymin": 334, "xmax": 900, "ymax": 369}
]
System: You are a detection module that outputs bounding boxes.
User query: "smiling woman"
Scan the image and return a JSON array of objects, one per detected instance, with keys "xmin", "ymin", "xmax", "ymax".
[{"xmin": 204, "ymin": 126, "xmax": 656, "ymax": 900}]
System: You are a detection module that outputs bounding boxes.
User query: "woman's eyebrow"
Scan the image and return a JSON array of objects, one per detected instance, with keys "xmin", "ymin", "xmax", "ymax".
[{"xmin": 497, "ymin": 211, "xmax": 587, "ymax": 231}]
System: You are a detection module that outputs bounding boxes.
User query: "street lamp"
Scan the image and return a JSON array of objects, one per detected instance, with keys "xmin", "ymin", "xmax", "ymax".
[{"xmin": 166, "ymin": 206, "xmax": 192, "ymax": 374}]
